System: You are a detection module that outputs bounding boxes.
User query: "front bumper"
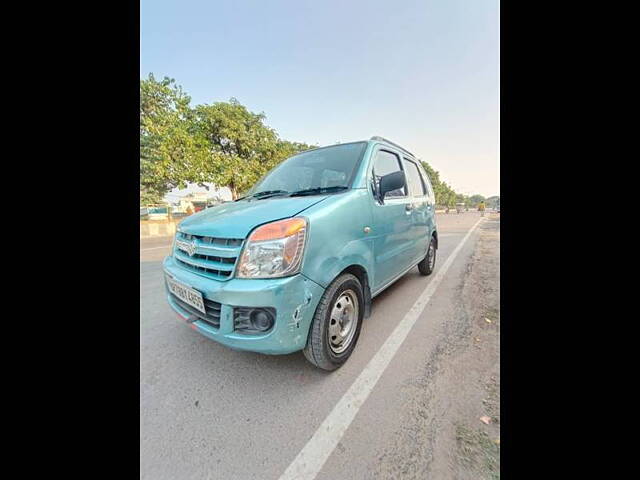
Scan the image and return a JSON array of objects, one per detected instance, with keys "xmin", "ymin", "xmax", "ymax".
[{"xmin": 162, "ymin": 256, "xmax": 325, "ymax": 354}]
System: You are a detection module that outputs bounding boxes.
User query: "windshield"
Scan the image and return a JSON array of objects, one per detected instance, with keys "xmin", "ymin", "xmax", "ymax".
[{"xmin": 248, "ymin": 142, "xmax": 367, "ymax": 196}]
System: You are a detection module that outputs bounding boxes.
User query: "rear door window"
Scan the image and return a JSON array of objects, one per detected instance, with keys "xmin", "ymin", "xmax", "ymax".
[
  {"xmin": 402, "ymin": 159, "xmax": 427, "ymax": 197},
  {"xmin": 418, "ymin": 164, "xmax": 436, "ymax": 204}
]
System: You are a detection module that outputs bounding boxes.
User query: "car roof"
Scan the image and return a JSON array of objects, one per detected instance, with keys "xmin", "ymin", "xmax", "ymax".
[{"xmin": 300, "ymin": 137, "xmax": 418, "ymax": 161}]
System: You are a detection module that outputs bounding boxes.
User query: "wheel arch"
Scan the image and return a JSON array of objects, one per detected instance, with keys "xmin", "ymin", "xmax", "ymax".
[{"xmin": 338, "ymin": 264, "xmax": 372, "ymax": 319}]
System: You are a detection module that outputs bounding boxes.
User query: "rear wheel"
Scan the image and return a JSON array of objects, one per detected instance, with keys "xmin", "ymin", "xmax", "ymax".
[
  {"xmin": 303, "ymin": 273, "xmax": 364, "ymax": 371},
  {"xmin": 418, "ymin": 236, "xmax": 437, "ymax": 276}
]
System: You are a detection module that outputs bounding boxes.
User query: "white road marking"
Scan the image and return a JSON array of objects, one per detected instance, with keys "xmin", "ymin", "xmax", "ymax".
[
  {"xmin": 140, "ymin": 245, "xmax": 171, "ymax": 252},
  {"xmin": 278, "ymin": 217, "xmax": 485, "ymax": 480}
]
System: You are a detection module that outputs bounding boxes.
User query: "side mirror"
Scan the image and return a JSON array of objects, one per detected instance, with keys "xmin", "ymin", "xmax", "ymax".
[{"xmin": 379, "ymin": 171, "xmax": 406, "ymax": 203}]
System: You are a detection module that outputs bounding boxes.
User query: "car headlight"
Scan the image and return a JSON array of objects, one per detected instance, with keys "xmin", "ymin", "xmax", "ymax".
[{"xmin": 237, "ymin": 217, "xmax": 308, "ymax": 279}]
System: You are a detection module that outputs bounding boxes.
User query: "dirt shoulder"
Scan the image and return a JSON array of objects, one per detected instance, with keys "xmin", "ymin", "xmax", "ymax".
[{"xmin": 375, "ymin": 215, "xmax": 501, "ymax": 479}]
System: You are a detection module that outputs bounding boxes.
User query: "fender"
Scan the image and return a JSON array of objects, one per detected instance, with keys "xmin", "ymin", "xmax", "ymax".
[
  {"xmin": 300, "ymin": 190, "xmax": 375, "ymax": 317},
  {"xmin": 310, "ymin": 252, "xmax": 373, "ymax": 319}
]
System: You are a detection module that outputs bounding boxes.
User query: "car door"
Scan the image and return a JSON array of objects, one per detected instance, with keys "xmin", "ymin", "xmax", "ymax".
[
  {"xmin": 402, "ymin": 157, "xmax": 432, "ymax": 264},
  {"xmin": 369, "ymin": 147, "xmax": 415, "ymax": 291}
]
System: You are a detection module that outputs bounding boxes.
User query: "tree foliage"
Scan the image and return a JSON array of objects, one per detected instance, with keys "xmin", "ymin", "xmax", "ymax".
[
  {"xmin": 421, "ymin": 161, "xmax": 457, "ymax": 206},
  {"xmin": 140, "ymin": 74, "xmax": 205, "ymax": 201},
  {"xmin": 191, "ymin": 99, "xmax": 314, "ymax": 199},
  {"xmin": 140, "ymin": 75, "xmax": 314, "ymax": 203},
  {"xmin": 468, "ymin": 194, "xmax": 487, "ymax": 206}
]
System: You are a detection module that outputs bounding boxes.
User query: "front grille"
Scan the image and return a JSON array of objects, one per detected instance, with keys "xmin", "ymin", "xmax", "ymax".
[
  {"xmin": 174, "ymin": 232, "xmax": 244, "ymax": 280},
  {"xmin": 180, "ymin": 233, "xmax": 243, "ymax": 247},
  {"xmin": 170, "ymin": 292, "xmax": 222, "ymax": 328},
  {"xmin": 175, "ymin": 258, "xmax": 233, "ymax": 278},
  {"xmin": 190, "ymin": 253, "xmax": 236, "ymax": 264}
]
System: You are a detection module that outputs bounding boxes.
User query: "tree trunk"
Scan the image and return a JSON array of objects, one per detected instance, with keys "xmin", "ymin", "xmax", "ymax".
[{"xmin": 229, "ymin": 183, "xmax": 238, "ymax": 201}]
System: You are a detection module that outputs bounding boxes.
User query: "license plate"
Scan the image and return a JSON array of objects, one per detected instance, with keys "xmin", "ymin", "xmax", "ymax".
[{"xmin": 166, "ymin": 275, "xmax": 206, "ymax": 314}]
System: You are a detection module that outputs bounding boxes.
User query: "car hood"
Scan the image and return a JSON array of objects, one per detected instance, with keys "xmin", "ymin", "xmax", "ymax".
[{"xmin": 177, "ymin": 195, "xmax": 329, "ymax": 239}]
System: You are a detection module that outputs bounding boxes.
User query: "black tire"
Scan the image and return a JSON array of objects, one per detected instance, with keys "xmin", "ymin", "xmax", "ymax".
[
  {"xmin": 418, "ymin": 236, "xmax": 437, "ymax": 276},
  {"xmin": 303, "ymin": 273, "xmax": 364, "ymax": 371}
]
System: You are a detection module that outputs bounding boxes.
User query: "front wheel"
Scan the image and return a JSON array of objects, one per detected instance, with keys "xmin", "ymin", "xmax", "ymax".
[
  {"xmin": 418, "ymin": 237, "xmax": 437, "ymax": 276},
  {"xmin": 303, "ymin": 273, "xmax": 364, "ymax": 371}
]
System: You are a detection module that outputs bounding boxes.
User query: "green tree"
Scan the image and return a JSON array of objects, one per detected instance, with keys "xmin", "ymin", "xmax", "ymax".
[
  {"xmin": 420, "ymin": 161, "xmax": 446, "ymax": 205},
  {"xmin": 140, "ymin": 184, "xmax": 165, "ymax": 205},
  {"xmin": 192, "ymin": 99, "xmax": 313, "ymax": 199},
  {"xmin": 468, "ymin": 194, "xmax": 486, "ymax": 207},
  {"xmin": 419, "ymin": 160, "xmax": 485, "ymax": 210},
  {"xmin": 445, "ymin": 184, "xmax": 457, "ymax": 207},
  {"xmin": 140, "ymin": 74, "xmax": 206, "ymax": 205}
]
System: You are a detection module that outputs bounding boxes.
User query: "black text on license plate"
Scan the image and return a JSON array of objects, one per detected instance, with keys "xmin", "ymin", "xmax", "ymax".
[{"xmin": 167, "ymin": 276, "xmax": 206, "ymax": 314}]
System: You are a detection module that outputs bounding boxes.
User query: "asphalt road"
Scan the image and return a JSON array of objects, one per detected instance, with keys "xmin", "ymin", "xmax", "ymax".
[{"xmin": 141, "ymin": 211, "xmax": 489, "ymax": 480}]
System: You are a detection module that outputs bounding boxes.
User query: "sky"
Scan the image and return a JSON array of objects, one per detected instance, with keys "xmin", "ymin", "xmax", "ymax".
[{"xmin": 141, "ymin": 0, "xmax": 499, "ymax": 198}]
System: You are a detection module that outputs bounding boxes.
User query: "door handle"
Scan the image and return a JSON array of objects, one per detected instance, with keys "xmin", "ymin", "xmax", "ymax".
[{"xmin": 405, "ymin": 204, "xmax": 413, "ymax": 212}]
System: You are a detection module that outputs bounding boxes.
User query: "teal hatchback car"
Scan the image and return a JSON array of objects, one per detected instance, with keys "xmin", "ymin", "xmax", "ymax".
[{"xmin": 163, "ymin": 136, "xmax": 438, "ymax": 370}]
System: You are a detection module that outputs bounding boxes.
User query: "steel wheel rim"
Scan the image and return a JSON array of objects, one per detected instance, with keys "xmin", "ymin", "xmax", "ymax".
[{"xmin": 328, "ymin": 289, "xmax": 359, "ymax": 354}]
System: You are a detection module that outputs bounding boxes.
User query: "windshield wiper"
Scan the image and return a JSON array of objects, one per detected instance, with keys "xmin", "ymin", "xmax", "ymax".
[
  {"xmin": 288, "ymin": 186, "xmax": 349, "ymax": 197},
  {"xmin": 237, "ymin": 190, "xmax": 290, "ymax": 201}
]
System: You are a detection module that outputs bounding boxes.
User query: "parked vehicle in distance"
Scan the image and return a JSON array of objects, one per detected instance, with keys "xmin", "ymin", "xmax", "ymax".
[
  {"xmin": 456, "ymin": 202, "xmax": 465, "ymax": 214},
  {"xmin": 163, "ymin": 137, "xmax": 438, "ymax": 370}
]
